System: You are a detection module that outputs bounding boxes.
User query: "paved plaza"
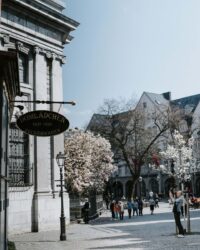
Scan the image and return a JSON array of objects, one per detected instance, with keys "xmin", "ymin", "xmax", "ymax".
[{"xmin": 10, "ymin": 202, "xmax": 200, "ymax": 250}]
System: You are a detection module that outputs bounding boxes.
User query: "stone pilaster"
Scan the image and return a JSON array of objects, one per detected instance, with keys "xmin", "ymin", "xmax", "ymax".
[
  {"xmin": 51, "ymin": 56, "xmax": 65, "ymax": 191},
  {"xmin": 33, "ymin": 46, "xmax": 51, "ymax": 193}
]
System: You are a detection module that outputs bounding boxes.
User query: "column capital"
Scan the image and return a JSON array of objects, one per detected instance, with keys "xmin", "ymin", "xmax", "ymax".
[
  {"xmin": 16, "ymin": 41, "xmax": 30, "ymax": 54},
  {"xmin": 33, "ymin": 46, "xmax": 41, "ymax": 55},
  {"xmin": 2, "ymin": 34, "xmax": 10, "ymax": 44},
  {"xmin": 33, "ymin": 46, "xmax": 66, "ymax": 63},
  {"xmin": 57, "ymin": 55, "xmax": 66, "ymax": 64}
]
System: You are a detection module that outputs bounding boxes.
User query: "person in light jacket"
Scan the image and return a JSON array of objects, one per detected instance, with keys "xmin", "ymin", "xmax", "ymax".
[
  {"xmin": 172, "ymin": 191, "xmax": 185, "ymax": 238},
  {"xmin": 149, "ymin": 198, "xmax": 155, "ymax": 215},
  {"xmin": 119, "ymin": 201, "xmax": 124, "ymax": 220}
]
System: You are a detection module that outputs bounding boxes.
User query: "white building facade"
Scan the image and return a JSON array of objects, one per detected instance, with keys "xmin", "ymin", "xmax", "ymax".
[
  {"xmin": 88, "ymin": 91, "xmax": 200, "ymax": 199},
  {"xmin": 0, "ymin": 0, "xmax": 78, "ymax": 234}
]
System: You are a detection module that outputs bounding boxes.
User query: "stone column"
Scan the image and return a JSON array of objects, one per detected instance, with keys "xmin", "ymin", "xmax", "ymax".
[
  {"xmin": 52, "ymin": 56, "xmax": 65, "ymax": 191},
  {"xmin": 34, "ymin": 47, "xmax": 51, "ymax": 193},
  {"xmin": 32, "ymin": 47, "xmax": 51, "ymax": 232}
]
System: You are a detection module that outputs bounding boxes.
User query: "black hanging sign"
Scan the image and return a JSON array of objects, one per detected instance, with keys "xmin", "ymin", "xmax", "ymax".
[{"xmin": 16, "ymin": 110, "xmax": 69, "ymax": 136}]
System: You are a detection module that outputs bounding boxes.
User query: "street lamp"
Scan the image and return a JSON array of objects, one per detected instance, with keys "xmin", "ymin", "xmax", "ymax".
[
  {"xmin": 139, "ymin": 176, "xmax": 143, "ymax": 198},
  {"xmin": 157, "ymin": 175, "xmax": 160, "ymax": 195},
  {"xmin": 56, "ymin": 152, "xmax": 66, "ymax": 241},
  {"xmin": 115, "ymin": 173, "xmax": 119, "ymax": 199}
]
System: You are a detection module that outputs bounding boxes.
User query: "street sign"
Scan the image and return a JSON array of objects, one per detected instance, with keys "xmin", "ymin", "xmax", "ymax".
[{"xmin": 16, "ymin": 110, "xmax": 69, "ymax": 136}]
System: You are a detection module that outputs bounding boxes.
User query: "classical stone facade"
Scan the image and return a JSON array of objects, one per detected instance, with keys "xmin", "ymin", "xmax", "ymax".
[{"xmin": 0, "ymin": 0, "xmax": 79, "ymax": 234}]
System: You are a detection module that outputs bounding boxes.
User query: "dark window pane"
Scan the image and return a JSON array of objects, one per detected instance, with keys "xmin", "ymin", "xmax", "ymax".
[{"xmin": 8, "ymin": 123, "xmax": 30, "ymax": 186}]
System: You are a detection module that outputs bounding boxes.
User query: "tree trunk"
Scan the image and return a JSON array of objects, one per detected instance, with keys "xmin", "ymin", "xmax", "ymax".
[{"xmin": 127, "ymin": 175, "xmax": 139, "ymax": 199}]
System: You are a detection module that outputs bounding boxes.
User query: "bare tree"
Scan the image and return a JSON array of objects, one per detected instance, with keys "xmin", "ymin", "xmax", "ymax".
[{"xmin": 87, "ymin": 97, "xmax": 180, "ymax": 198}]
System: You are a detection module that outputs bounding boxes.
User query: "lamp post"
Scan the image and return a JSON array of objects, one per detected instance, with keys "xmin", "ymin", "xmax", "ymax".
[
  {"xmin": 56, "ymin": 152, "xmax": 66, "ymax": 241},
  {"xmin": 139, "ymin": 176, "xmax": 143, "ymax": 198},
  {"xmin": 115, "ymin": 173, "xmax": 119, "ymax": 199},
  {"xmin": 157, "ymin": 175, "xmax": 160, "ymax": 194}
]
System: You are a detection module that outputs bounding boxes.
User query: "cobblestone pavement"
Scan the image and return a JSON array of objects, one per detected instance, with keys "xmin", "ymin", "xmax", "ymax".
[{"xmin": 10, "ymin": 202, "xmax": 200, "ymax": 250}]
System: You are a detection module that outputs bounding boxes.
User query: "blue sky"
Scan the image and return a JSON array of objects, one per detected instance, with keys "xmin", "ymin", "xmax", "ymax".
[{"xmin": 63, "ymin": 0, "xmax": 200, "ymax": 128}]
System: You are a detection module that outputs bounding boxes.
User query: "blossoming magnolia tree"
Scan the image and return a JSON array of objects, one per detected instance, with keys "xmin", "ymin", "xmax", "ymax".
[
  {"xmin": 64, "ymin": 129, "xmax": 116, "ymax": 195},
  {"xmin": 160, "ymin": 130, "xmax": 194, "ymax": 182},
  {"xmin": 160, "ymin": 130, "xmax": 195, "ymax": 233}
]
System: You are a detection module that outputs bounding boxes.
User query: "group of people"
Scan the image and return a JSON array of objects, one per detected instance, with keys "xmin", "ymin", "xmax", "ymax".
[
  {"xmin": 110, "ymin": 200, "xmax": 125, "ymax": 220},
  {"xmin": 92, "ymin": 189, "xmax": 188, "ymax": 239},
  {"xmin": 110, "ymin": 197, "xmax": 143, "ymax": 220},
  {"xmin": 109, "ymin": 191, "xmax": 160, "ymax": 219},
  {"xmin": 127, "ymin": 198, "xmax": 143, "ymax": 217}
]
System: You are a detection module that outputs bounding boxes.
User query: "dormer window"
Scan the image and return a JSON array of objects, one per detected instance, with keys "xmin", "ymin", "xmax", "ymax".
[{"xmin": 179, "ymin": 120, "xmax": 188, "ymax": 132}]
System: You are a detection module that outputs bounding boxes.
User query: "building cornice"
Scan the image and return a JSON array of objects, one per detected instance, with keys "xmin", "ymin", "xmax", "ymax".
[
  {"xmin": 7, "ymin": 0, "xmax": 79, "ymax": 30},
  {"xmin": 34, "ymin": 0, "xmax": 66, "ymax": 13},
  {"xmin": 2, "ymin": 0, "xmax": 79, "ymax": 44}
]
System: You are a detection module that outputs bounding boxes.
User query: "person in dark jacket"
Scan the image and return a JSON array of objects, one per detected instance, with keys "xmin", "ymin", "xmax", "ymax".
[
  {"xmin": 110, "ymin": 200, "xmax": 115, "ymax": 220},
  {"xmin": 138, "ymin": 198, "xmax": 143, "ymax": 216},
  {"xmin": 82, "ymin": 198, "xmax": 90, "ymax": 224},
  {"xmin": 127, "ymin": 199, "xmax": 132, "ymax": 218}
]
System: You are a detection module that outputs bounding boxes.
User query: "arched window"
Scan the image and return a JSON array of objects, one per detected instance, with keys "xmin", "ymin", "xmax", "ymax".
[{"xmin": 150, "ymin": 178, "xmax": 159, "ymax": 194}]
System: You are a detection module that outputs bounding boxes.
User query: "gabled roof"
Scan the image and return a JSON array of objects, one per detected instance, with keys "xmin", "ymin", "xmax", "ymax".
[{"xmin": 171, "ymin": 94, "xmax": 200, "ymax": 112}]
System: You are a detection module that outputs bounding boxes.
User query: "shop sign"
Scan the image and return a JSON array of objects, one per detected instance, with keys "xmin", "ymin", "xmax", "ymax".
[{"xmin": 16, "ymin": 110, "xmax": 69, "ymax": 136}]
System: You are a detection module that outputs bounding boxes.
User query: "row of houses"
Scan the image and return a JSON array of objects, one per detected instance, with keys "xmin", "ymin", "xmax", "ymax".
[
  {"xmin": 87, "ymin": 91, "xmax": 200, "ymax": 200},
  {"xmin": 0, "ymin": 1, "xmax": 78, "ymax": 249}
]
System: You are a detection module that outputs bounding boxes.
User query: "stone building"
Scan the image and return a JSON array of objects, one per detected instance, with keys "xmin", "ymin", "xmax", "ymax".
[
  {"xmin": 87, "ymin": 91, "xmax": 200, "ymax": 199},
  {"xmin": 0, "ymin": 0, "xmax": 79, "ymax": 237},
  {"xmin": 0, "ymin": 51, "xmax": 20, "ymax": 250}
]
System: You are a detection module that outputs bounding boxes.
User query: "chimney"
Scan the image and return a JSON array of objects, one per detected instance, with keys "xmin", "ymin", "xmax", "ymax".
[{"xmin": 162, "ymin": 92, "xmax": 171, "ymax": 101}]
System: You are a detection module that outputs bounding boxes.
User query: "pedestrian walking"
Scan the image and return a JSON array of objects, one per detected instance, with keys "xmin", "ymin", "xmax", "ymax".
[
  {"xmin": 155, "ymin": 193, "xmax": 159, "ymax": 208},
  {"xmin": 180, "ymin": 195, "xmax": 187, "ymax": 217},
  {"xmin": 172, "ymin": 191, "xmax": 185, "ymax": 238},
  {"xmin": 82, "ymin": 198, "xmax": 90, "ymax": 224},
  {"xmin": 114, "ymin": 200, "xmax": 120, "ymax": 219},
  {"xmin": 119, "ymin": 201, "xmax": 124, "ymax": 220},
  {"xmin": 149, "ymin": 197, "xmax": 155, "ymax": 215},
  {"xmin": 104, "ymin": 196, "xmax": 110, "ymax": 210},
  {"xmin": 127, "ymin": 199, "xmax": 132, "ymax": 218},
  {"xmin": 132, "ymin": 199, "xmax": 138, "ymax": 216},
  {"xmin": 110, "ymin": 200, "xmax": 115, "ymax": 220},
  {"xmin": 138, "ymin": 198, "xmax": 143, "ymax": 216},
  {"xmin": 149, "ymin": 190, "xmax": 154, "ymax": 198}
]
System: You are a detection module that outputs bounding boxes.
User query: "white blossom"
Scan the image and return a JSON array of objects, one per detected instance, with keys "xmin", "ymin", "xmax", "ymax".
[
  {"xmin": 160, "ymin": 130, "xmax": 193, "ymax": 181},
  {"xmin": 64, "ymin": 129, "xmax": 116, "ymax": 194}
]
